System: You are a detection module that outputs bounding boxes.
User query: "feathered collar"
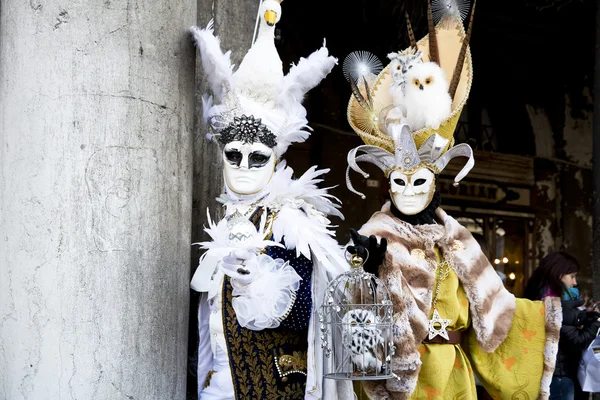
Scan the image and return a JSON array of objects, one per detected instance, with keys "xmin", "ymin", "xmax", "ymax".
[
  {"xmin": 192, "ymin": 161, "xmax": 347, "ymax": 293},
  {"xmin": 218, "ymin": 161, "xmax": 343, "ymax": 222}
]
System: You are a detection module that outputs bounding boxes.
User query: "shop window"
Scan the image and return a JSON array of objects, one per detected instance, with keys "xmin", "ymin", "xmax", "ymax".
[{"xmin": 456, "ymin": 214, "xmax": 534, "ymax": 297}]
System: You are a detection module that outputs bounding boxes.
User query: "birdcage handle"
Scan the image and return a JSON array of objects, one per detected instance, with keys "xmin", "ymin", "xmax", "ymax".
[{"xmin": 344, "ymin": 247, "xmax": 369, "ymax": 268}]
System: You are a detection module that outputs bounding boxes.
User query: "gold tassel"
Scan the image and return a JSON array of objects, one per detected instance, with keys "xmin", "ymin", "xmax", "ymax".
[
  {"xmin": 405, "ymin": 12, "xmax": 418, "ymax": 50},
  {"xmin": 449, "ymin": 0, "xmax": 476, "ymax": 100},
  {"xmin": 427, "ymin": 0, "xmax": 440, "ymax": 65}
]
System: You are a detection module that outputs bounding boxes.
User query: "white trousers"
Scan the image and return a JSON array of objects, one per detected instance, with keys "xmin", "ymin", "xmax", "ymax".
[{"xmin": 199, "ymin": 344, "xmax": 235, "ymax": 400}]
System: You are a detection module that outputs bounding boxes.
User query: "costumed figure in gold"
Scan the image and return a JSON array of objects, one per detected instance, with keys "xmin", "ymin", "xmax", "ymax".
[{"xmin": 343, "ymin": 1, "xmax": 562, "ymax": 398}]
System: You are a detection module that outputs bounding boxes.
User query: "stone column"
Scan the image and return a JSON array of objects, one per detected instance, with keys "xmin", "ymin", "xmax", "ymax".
[{"xmin": 0, "ymin": 1, "xmax": 195, "ymax": 398}]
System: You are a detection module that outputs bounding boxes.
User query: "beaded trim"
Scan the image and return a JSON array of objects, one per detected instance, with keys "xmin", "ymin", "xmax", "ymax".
[
  {"xmin": 276, "ymin": 290, "xmax": 297, "ymax": 323},
  {"xmin": 274, "ymin": 353, "xmax": 308, "ymax": 383}
]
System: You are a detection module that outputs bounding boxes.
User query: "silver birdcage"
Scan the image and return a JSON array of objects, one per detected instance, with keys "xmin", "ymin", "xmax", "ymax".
[{"xmin": 320, "ymin": 252, "xmax": 395, "ymax": 380}]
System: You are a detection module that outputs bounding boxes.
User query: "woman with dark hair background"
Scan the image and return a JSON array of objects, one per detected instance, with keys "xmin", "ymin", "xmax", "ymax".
[
  {"xmin": 524, "ymin": 252, "xmax": 581, "ymax": 301},
  {"xmin": 524, "ymin": 252, "xmax": 600, "ymax": 400}
]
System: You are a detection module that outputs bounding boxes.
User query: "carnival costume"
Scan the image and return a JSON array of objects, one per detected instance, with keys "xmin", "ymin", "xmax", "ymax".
[
  {"xmin": 343, "ymin": 2, "xmax": 562, "ymax": 399},
  {"xmin": 190, "ymin": 1, "xmax": 352, "ymax": 399}
]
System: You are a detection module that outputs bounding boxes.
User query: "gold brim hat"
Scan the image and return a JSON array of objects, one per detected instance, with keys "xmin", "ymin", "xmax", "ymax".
[
  {"xmin": 348, "ymin": 19, "xmax": 472, "ymax": 153},
  {"xmin": 344, "ymin": 1, "xmax": 477, "ymax": 198}
]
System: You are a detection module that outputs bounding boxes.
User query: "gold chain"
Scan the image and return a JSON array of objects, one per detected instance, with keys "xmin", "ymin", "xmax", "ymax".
[
  {"xmin": 411, "ymin": 244, "xmax": 462, "ymax": 317},
  {"xmin": 262, "ymin": 210, "xmax": 278, "ymax": 240},
  {"xmin": 430, "ymin": 259, "xmax": 450, "ymax": 313}
]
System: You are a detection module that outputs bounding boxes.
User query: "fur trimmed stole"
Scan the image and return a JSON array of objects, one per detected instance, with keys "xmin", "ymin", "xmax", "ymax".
[{"xmin": 358, "ymin": 204, "xmax": 517, "ymax": 399}]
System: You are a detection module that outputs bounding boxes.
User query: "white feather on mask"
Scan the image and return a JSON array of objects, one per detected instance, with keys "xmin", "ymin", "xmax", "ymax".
[
  {"xmin": 403, "ymin": 62, "xmax": 452, "ymax": 131},
  {"xmin": 190, "ymin": 20, "xmax": 234, "ymax": 102},
  {"xmin": 191, "ymin": 13, "xmax": 336, "ymax": 159},
  {"xmin": 272, "ymin": 104, "xmax": 311, "ymax": 156}
]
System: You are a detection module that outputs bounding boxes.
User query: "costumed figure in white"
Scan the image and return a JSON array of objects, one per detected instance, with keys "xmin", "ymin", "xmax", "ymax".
[
  {"xmin": 342, "ymin": 2, "xmax": 564, "ymax": 399},
  {"xmin": 189, "ymin": 1, "xmax": 353, "ymax": 399}
]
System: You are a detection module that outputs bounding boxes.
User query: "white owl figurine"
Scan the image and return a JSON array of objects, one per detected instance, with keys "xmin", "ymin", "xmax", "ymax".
[
  {"xmin": 387, "ymin": 49, "xmax": 423, "ymax": 108},
  {"xmin": 403, "ymin": 61, "xmax": 452, "ymax": 131},
  {"xmin": 341, "ymin": 309, "xmax": 383, "ymax": 372}
]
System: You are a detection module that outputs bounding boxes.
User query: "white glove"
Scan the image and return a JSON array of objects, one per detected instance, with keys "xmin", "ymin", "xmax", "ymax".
[{"xmin": 221, "ymin": 249, "xmax": 257, "ymax": 285}]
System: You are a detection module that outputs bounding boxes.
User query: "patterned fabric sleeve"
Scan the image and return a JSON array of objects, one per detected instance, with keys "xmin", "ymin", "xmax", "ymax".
[
  {"xmin": 268, "ymin": 244, "xmax": 313, "ymax": 331},
  {"xmin": 467, "ymin": 297, "xmax": 561, "ymax": 400}
]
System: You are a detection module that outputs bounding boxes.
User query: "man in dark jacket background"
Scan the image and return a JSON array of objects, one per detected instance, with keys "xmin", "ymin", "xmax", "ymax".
[{"xmin": 554, "ymin": 299, "xmax": 600, "ymax": 400}]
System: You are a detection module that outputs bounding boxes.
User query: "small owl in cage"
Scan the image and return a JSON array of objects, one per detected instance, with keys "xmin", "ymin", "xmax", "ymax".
[{"xmin": 342, "ymin": 309, "xmax": 384, "ymax": 372}]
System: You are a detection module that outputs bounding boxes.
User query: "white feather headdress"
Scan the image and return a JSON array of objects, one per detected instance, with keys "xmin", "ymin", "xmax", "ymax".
[{"xmin": 190, "ymin": 8, "xmax": 337, "ymax": 157}]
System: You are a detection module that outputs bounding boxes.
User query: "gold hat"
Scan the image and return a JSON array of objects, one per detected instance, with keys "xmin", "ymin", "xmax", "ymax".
[{"xmin": 346, "ymin": 1, "xmax": 476, "ymax": 154}]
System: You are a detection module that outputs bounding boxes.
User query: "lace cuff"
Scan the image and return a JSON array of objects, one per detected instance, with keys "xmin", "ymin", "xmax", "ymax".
[{"xmin": 231, "ymin": 254, "xmax": 302, "ymax": 331}]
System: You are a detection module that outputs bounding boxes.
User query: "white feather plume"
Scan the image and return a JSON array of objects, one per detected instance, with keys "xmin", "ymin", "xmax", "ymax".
[
  {"xmin": 264, "ymin": 162, "xmax": 343, "ymax": 219},
  {"xmin": 278, "ymin": 40, "xmax": 338, "ymax": 107},
  {"xmin": 190, "ymin": 20, "xmax": 235, "ymax": 102},
  {"xmin": 261, "ymin": 163, "xmax": 347, "ymax": 275},
  {"xmin": 201, "ymin": 94, "xmax": 214, "ymax": 125},
  {"xmin": 273, "ymin": 106, "xmax": 311, "ymax": 156},
  {"xmin": 195, "ymin": 209, "xmax": 230, "ymax": 249}
]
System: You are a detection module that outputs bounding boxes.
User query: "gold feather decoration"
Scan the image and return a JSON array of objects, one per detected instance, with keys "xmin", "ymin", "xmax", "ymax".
[
  {"xmin": 405, "ymin": 12, "xmax": 418, "ymax": 50},
  {"xmin": 343, "ymin": 51, "xmax": 383, "ymax": 135},
  {"xmin": 449, "ymin": 0, "xmax": 475, "ymax": 100},
  {"xmin": 349, "ymin": 77, "xmax": 371, "ymax": 112},
  {"xmin": 427, "ymin": 0, "xmax": 440, "ymax": 65},
  {"xmin": 363, "ymin": 77, "xmax": 373, "ymax": 108},
  {"xmin": 348, "ymin": 77, "xmax": 378, "ymax": 135}
]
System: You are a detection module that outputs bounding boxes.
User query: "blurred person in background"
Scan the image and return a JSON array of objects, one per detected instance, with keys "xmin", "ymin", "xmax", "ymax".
[{"xmin": 524, "ymin": 252, "xmax": 600, "ymax": 400}]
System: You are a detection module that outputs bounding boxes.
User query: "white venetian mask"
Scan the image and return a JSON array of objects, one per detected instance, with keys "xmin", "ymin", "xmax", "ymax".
[
  {"xmin": 223, "ymin": 140, "xmax": 276, "ymax": 195},
  {"xmin": 389, "ymin": 167, "xmax": 436, "ymax": 215}
]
